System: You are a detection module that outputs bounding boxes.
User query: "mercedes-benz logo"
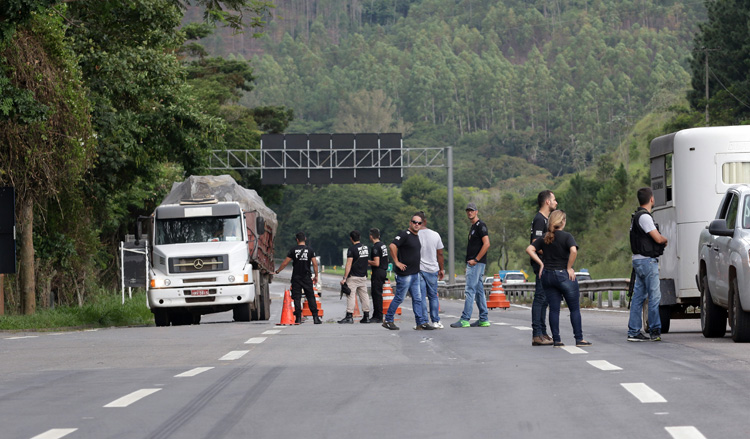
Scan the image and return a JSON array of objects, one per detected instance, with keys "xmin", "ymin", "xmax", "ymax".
[{"xmin": 193, "ymin": 259, "xmax": 204, "ymax": 270}]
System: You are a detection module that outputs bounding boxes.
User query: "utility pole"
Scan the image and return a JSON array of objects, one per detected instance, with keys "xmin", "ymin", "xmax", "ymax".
[{"xmin": 705, "ymin": 49, "xmax": 709, "ymax": 124}]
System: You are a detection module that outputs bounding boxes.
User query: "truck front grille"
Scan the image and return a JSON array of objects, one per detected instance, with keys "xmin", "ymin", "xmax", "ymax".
[{"xmin": 169, "ymin": 255, "xmax": 227, "ymax": 273}]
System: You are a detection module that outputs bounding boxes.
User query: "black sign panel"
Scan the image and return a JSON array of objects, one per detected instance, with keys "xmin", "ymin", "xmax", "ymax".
[
  {"xmin": 0, "ymin": 187, "xmax": 15, "ymax": 274},
  {"xmin": 261, "ymin": 134, "xmax": 402, "ymax": 185},
  {"xmin": 122, "ymin": 242, "xmax": 147, "ymax": 288}
]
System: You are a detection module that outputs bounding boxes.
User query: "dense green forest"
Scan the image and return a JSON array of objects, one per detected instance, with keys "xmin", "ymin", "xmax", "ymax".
[{"xmin": 3, "ymin": 0, "xmax": 749, "ymax": 315}]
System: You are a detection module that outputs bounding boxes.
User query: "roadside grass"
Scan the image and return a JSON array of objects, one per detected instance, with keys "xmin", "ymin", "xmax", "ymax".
[{"xmin": 0, "ymin": 291, "xmax": 153, "ymax": 331}]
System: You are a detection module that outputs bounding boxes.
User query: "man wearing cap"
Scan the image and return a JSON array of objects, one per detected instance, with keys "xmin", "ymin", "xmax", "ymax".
[{"xmin": 451, "ymin": 203, "xmax": 491, "ymax": 328}]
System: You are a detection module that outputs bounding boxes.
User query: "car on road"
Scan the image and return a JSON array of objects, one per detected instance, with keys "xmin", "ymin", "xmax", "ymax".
[
  {"xmin": 503, "ymin": 271, "xmax": 527, "ymax": 285},
  {"xmin": 698, "ymin": 184, "xmax": 750, "ymax": 342},
  {"xmin": 575, "ymin": 270, "xmax": 592, "ymax": 282}
]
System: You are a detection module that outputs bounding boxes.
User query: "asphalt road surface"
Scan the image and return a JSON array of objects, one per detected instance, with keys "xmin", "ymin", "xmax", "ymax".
[{"xmin": 2, "ymin": 271, "xmax": 749, "ymax": 439}]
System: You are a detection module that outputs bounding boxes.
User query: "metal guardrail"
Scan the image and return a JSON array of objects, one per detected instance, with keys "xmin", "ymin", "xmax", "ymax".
[{"xmin": 439, "ymin": 278, "xmax": 631, "ymax": 309}]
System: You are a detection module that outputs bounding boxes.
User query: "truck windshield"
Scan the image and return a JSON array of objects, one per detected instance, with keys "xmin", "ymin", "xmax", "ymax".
[{"xmin": 156, "ymin": 216, "xmax": 243, "ymax": 245}]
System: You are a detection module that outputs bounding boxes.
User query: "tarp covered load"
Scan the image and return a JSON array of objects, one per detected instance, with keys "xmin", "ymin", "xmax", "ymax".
[{"xmin": 161, "ymin": 175, "xmax": 278, "ymax": 236}]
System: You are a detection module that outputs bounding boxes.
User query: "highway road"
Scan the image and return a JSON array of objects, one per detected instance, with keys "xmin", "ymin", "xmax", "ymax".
[{"xmin": 2, "ymin": 271, "xmax": 749, "ymax": 439}]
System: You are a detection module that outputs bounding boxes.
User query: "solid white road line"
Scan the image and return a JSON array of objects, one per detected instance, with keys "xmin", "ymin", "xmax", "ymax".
[
  {"xmin": 104, "ymin": 388, "xmax": 161, "ymax": 408},
  {"xmin": 219, "ymin": 350, "xmax": 249, "ymax": 361},
  {"xmin": 30, "ymin": 429, "xmax": 78, "ymax": 439},
  {"xmin": 621, "ymin": 383, "xmax": 667, "ymax": 403},
  {"xmin": 245, "ymin": 337, "xmax": 267, "ymax": 344},
  {"xmin": 665, "ymin": 426, "xmax": 707, "ymax": 439},
  {"xmin": 587, "ymin": 360, "xmax": 622, "ymax": 371},
  {"xmin": 6, "ymin": 336, "xmax": 39, "ymax": 340},
  {"xmin": 560, "ymin": 346, "xmax": 587, "ymax": 354},
  {"xmin": 175, "ymin": 367, "xmax": 214, "ymax": 378},
  {"xmin": 262, "ymin": 330, "xmax": 281, "ymax": 335},
  {"xmin": 512, "ymin": 326, "xmax": 533, "ymax": 330}
]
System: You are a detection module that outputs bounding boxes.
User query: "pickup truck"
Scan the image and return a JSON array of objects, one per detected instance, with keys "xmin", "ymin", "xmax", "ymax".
[{"xmin": 698, "ymin": 184, "xmax": 750, "ymax": 342}]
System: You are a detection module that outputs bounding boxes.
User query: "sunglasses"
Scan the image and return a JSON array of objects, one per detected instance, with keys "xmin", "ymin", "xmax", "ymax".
[{"xmin": 411, "ymin": 220, "xmax": 422, "ymax": 225}]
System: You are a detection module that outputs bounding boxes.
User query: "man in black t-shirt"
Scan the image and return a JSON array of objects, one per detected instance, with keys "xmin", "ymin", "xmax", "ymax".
[
  {"xmin": 339, "ymin": 230, "xmax": 371, "ymax": 324},
  {"xmin": 382, "ymin": 213, "xmax": 432, "ymax": 331},
  {"xmin": 530, "ymin": 190, "xmax": 557, "ymax": 345},
  {"xmin": 451, "ymin": 203, "xmax": 491, "ymax": 328},
  {"xmin": 368, "ymin": 228, "xmax": 389, "ymax": 323},
  {"xmin": 274, "ymin": 232, "xmax": 321, "ymax": 324}
]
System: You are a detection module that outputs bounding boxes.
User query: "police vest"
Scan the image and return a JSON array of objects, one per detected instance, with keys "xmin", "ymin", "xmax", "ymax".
[{"xmin": 629, "ymin": 207, "xmax": 664, "ymax": 258}]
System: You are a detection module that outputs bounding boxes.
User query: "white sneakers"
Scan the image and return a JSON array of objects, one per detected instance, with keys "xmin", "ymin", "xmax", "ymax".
[{"xmin": 432, "ymin": 321, "xmax": 444, "ymax": 329}]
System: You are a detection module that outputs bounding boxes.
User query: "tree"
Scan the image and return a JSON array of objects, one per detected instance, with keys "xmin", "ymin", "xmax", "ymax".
[
  {"xmin": 333, "ymin": 89, "xmax": 410, "ymax": 133},
  {"xmin": 0, "ymin": 10, "xmax": 95, "ymax": 313}
]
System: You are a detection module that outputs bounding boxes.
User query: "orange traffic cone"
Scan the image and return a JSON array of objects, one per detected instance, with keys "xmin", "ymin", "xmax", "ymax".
[
  {"xmin": 353, "ymin": 295, "xmax": 362, "ymax": 318},
  {"xmin": 302, "ymin": 295, "xmax": 324, "ymax": 317},
  {"xmin": 279, "ymin": 289, "xmax": 298, "ymax": 325},
  {"xmin": 487, "ymin": 274, "xmax": 510, "ymax": 309},
  {"xmin": 382, "ymin": 279, "xmax": 401, "ymax": 316}
]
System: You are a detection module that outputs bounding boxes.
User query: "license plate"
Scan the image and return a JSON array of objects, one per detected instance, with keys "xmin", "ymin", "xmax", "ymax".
[{"xmin": 191, "ymin": 289, "xmax": 209, "ymax": 296}]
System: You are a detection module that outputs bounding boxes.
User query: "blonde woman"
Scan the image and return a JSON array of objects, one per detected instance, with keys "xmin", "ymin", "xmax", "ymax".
[{"xmin": 526, "ymin": 211, "xmax": 591, "ymax": 347}]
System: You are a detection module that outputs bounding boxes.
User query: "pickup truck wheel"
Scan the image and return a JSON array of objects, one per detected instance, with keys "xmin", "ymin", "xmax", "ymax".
[
  {"xmin": 701, "ymin": 273, "xmax": 727, "ymax": 338},
  {"xmin": 730, "ymin": 278, "xmax": 750, "ymax": 342},
  {"xmin": 153, "ymin": 309, "xmax": 169, "ymax": 327}
]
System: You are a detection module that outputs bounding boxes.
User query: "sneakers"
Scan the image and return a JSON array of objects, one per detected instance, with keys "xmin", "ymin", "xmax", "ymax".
[
  {"xmin": 382, "ymin": 321, "xmax": 399, "ymax": 330},
  {"xmin": 627, "ymin": 333, "xmax": 649, "ymax": 342},
  {"xmin": 432, "ymin": 321, "xmax": 444, "ymax": 329},
  {"xmin": 415, "ymin": 323, "xmax": 435, "ymax": 330},
  {"xmin": 576, "ymin": 340, "xmax": 592, "ymax": 347},
  {"xmin": 532, "ymin": 336, "xmax": 553, "ymax": 346},
  {"xmin": 450, "ymin": 320, "xmax": 470, "ymax": 328},
  {"xmin": 469, "ymin": 320, "xmax": 491, "ymax": 327},
  {"xmin": 553, "ymin": 341, "xmax": 565, "ymax": 347},
  {"xmin": 650, "ymin": 333, "xmax": 662, "ymax": 342}
]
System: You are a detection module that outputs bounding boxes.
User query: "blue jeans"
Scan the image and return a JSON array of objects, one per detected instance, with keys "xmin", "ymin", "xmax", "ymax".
[
  {"xmin": 531, "ymin": 265, "xmax": 549, "ymax": 337},
  {"xmin": 386, "ymin": 273, "xmax": 428, "ymax": 325},
  {"xmin": 541, "ymin": 269, "xmax": 583, "ymax": 343},
  {"xmin": 420, "ymin": 271, "xmax": 440, "ymax": 323},
  {"xmin": 461, "ymin": 263, "xmax": 488, "ymax": 321},
  {"xmin": 628, "ymin": 258, "xmax": 661, "ymax": 336}
]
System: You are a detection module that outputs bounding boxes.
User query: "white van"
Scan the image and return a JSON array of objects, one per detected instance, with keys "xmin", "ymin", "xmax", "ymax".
[{"xmin": 649, "ymin": 126, "xmax": 750, "ymax": 332}]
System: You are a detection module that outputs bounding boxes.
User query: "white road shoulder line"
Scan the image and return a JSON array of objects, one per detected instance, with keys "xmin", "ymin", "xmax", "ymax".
[
  {"xmin": 560, "ymin": 346, "xmax": 587, "ymax": 354},
  {"xmin": 665, "ymin": 426, "xmax": 707, "ymax": 439},
  {"xmin": 6, "ymin": 336, "xmax": 39, "ymax": 340},
  {"xmin": 512, "ymin": 326, "xmax": 533, "ymax": 331},
  {"xmin": 30, "ymin": 429, "xmax": 78, "ymax": 439},
  {"xmin": 621, "ymin": 383, "xmax": 667, "ymax": 403},
  {"xmin": 219, "ymin": 350, "xmax": 249, "ymax": 361},
  {"xmin": 262, "ymin": 329, "xmax": 281, "ymax": 335},
  {"xmin": 245, "ymin": 337, "xmax": 267, "ymax": 344},
  {"xmin": 587, "ymin": 360, "xmax": 622, "ymax": 371},
  {"xmin": 175, "ymin": 367, "xmax": 214, "ymax": 377},
  {"xmin": 104, "ymin": 388, "xmax": 161, "ymax": 408}
]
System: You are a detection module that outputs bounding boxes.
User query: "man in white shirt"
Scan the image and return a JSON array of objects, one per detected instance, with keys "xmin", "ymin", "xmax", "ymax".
[{"xmin": 418, "ymin": 212, "xmax": 445, "ymax": 328}]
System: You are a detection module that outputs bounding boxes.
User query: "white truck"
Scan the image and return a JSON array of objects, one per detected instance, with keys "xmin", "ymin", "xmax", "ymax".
[
  {"xmin": 698, "ymin": 184, "xmax": 750, "ymax": 341},
  {"xmin": 137, "ymin": 175, "xmax": 277, "ymax": 326},
  {"xmin": 649, "ymin": 126, "xmax": 750, "ymax": 332}
]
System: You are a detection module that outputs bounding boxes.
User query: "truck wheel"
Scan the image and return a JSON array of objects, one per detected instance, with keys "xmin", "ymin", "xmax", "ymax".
[
  {"xmin": 659, "ymin": 305, "xmax": 672, "ymax": 334},
  {"xmin": 251, "ymin": 273, "xmax": 271, "ymax": 321},
  {"xmin": 730, "ymin": 278, "xmax": 750, "ymax": 342},
  {"xmin": 234, "ymin": 302, "xmax": 251, "ymax": 322},
  {"xmin": 701, "ymin": 273, "xmax": 727, "ymax": 338},
  {"xmin": 154, "ymin": 309, "xmax": 169, "ymax": 327}
]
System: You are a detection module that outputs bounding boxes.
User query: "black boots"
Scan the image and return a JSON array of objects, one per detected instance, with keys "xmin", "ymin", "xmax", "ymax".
[
  {"xmin": 313, "ymin": 315, "xmax": 322, "ymax": 324},
  {"xmin": 338, "ymin": 313, "xmax": 354, "ymax": 324},
  {"xmin": 360, "ymin": 312, "xmax": 370, "ymax": 324},
  {"xmin": 294, "ymin": 311, "xmax": 303, "ymax": 324}
]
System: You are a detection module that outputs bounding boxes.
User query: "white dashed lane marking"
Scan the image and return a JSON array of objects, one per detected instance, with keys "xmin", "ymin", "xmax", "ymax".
[
  {"xmin": 30, "ymin": 429, "xmax": 78, "ymax": 439},
  {"xmin": 560, "ymin": 346, "xmax": 587, "ymax": 354},
  {"xmin": 492, "ymin": 322, "xmax": 510, "ymax": 326},
  {"xmin": 621, "ymin": 383, "xmax": 667, "ymax": 403},
  {"xmin": 262, "ymin": 330, "xmax": 281, "ymax": 335},
  {"xmin": 245, "ymin": 337, "xmax": 267, "ymax": 344},
  {"xmin": 5, "ymin": 336, "xmax": 39, "ymax": 340},
  {"xmin": 175, "ymin": 367, "xmax": 214, "ymax": 378},
  {"xmin": 665, "ymin": 426, "xmax": 707, "ymax": 439},
  {"xmin": 512, "ymin": 326, "xmax": 533, "ymax": 331},
  {"xmin": 104, "ymin": 388, "xmax": 161, "ymax": 408},
  {"xmin": 219, "ymin": 350, "xmax": 249, "ymax": 361},
  {"xmin": 587, "ymin": 360, "xmax": 622, "ymax": 371}
]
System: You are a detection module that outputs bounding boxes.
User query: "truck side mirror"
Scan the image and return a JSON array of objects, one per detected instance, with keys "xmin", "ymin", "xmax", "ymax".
[
  {"xmin": 256, "ymin": 216, "xmax": 266, "ymax": 236},
  {"xmin": 708, "ymin": 219, "xmax": 734, "ymax": 237}
]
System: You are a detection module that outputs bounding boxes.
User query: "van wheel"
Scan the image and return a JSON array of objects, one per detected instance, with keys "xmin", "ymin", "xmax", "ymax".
[
  {"xmin": 701, "ymin": 273, "xmax": 727, "ymax": 338},
  {"xmin": 730, "ymin": 278, "xmax": 750, "ymax": 342}
]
